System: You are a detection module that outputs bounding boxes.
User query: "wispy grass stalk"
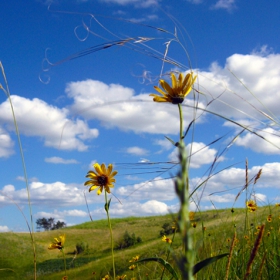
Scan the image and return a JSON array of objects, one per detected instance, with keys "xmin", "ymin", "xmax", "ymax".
[
  {"xmin": 244, "ymin": 224, "xmax": 265, "ymax": 279},
  {"xmin": 0, "ymin": 62, "xmax": 36, "ymax": 279}
]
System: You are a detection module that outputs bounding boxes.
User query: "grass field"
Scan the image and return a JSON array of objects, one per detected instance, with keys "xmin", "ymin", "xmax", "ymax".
[{"xmin": 1, "ymin": 205, "xmax": 280, "ymax": 279}]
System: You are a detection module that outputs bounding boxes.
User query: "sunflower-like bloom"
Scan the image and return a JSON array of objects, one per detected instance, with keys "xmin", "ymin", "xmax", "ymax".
[
  {"xmin": 116, "ymin": 275, "xmax": 127, "ymax": 280},
  {"xmin": 129, "ymin": 264, "xmax": 136, "ymax": 270},
  {"xmin": 102, "ymin": 275, "xmax": 110, "ymax": 280},
  {"xmin": 129, "ymin": 255, "xmax": 140, "ymax": 262},
  {"xmin": 85, "ymin": 163, "xmax": 117, "ymax": 195},
  {"xmin": 246, "ymin": 200, "xmax": 257, "ymax": 212},
  {"xmin": 48, "ymin": 234, "xmax": 65, "ymax": 250},
  {"xmin": 162, "ymin": 235, "xmax": 172, "ymax": 244},
  {"xmin": 150, "ymin": 72, "xmax": 197, "ymax": 104},
  {"xmin": 267, "ymin": 214, "xmax": 272, "ymax": 222},
  {"xmin": 189, "ymin": 211, "xmax": 195, "ymax": 221}
]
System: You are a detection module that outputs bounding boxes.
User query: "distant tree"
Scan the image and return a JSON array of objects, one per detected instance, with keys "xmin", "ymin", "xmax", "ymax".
[
  {"xmin": 52, "ymin": 220, "xmax": 66, "ymax": 230},
  {"xmin": 36, "ymin": 217, "xmax": 66, "ymax": 231}
]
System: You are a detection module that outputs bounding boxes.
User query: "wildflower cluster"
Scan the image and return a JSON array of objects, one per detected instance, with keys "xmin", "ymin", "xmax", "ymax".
[{"xmin": 247, "ymin": 200, "xmax": 257, "ymax": 212}]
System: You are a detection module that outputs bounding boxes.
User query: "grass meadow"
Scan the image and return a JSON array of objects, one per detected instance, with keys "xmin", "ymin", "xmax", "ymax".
[
  {"xmin": 1, "ymin": 7, "xmax": 280, "ymax": 280},
  {"xmin": 1, "ymin": 206, "xmax": 280, "ymax": 279}
]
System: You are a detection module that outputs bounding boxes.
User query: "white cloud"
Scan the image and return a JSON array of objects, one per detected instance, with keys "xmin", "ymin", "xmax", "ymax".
[
  {"xmin": 128, "ymin": 14, "xmax": 158, "ymax": 23},
  {"xmin": 0, "ymin": 181, "xmax": 89, "ymax": 207},
  {"xmin": 36, "ymin": 209, "xmax": 88, "ymax": 219},
  {"xmin": 212, "ymin": 0, "xmax": 236, "ymax": 11},
  {"xmin": 93, "ymin": 199, "xmax": 170, "ymax": 216},
  {"xmin": 99, "ymin": 0, "xmax": 159, "ymax": 8},
  {"xmin": 126, "ymin": 146, "xmax": 148, "ymax": 156},
  {"xmin": 236, "ymin": 127, "xmax": 280, "ymax": 154},
  {"xmin": 0, "ymin": 128, "xmax": 14, "ymax": 158},
  {"xmin": 45, "ymin": 157, "xmax": 79, "ymax": 164},
  {"xmin": 187, "ymin": 0, "xmax": 203, "ymax": 4},
  {"xmin": 0, "ymin": 225, "xmax": 9, "ymax": 232},
  {"xmin": 253, "ymin": 193, "xmax": 267, "ymax": 204},
  {"xmin": 154, "ymin": 138, "xmax": 173, "ymax": 152},
  {"xmin": 67, "ymin": 79, "xmax": 204, "ymax": 135},
  {"xmin": 15, "ymin": 176, "xmax": 38, "ymax": 184},
  {"xmin": 205, "ymin": 193, "xmax": 236, "ymax": 203},
  {"xmin": 198, "ymin": 51, "xmax": 280, "ymax": 123},
  {"xmin": 117, "ymin": 177, "xmax": 176, "ymax": 201},
  {"xmin": 168, "ymin": 142, "xmax": 220, "ymax": 168},
  {"xmin": 0, "ymin": 95, "xmax": 98, "ymax": 151}
]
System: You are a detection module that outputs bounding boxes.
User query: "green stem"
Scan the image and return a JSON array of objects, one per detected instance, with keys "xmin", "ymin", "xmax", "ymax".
[
  {"xmin": 105, "ymin": 191, "xmax": 116, "ymax": 279},
  {"xmin": 61, "ymin": 249, "xmax": 67, "ymax": 277},
  {"xmin": 178, "ymin": 104, "xmax": 183, "ymax": 142},
  {"xmin": 175, "ymin": 104, "xmax": 194, "ymax": 280}
]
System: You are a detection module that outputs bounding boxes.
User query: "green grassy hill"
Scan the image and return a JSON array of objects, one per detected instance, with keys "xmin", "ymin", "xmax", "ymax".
[{"xmin": 1, "ymin": 206, "xmax": 279, "ymax": 279}]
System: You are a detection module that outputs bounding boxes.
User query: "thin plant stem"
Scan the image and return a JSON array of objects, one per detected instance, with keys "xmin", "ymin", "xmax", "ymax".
[
  {"xmin": 105, "ymin": 191, "xmax": 116, "ymax": 279},
  {"xmin": 178, "ymin": 104, "xmax": 183, "ymax": 141},
  {"xmin": 61, "ymin": 249, "xmax": 67, "ymax": 277},
  {"xmin": 160, "ymin": 229, "xmax": 177, "ymax": 280},
  {"xmin": 0, "ymin": 62, "xmax": 36, "ymax": 279}
]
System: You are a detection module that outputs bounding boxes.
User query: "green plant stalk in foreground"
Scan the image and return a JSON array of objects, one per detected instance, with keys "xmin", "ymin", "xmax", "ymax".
[
  {"xmin": 176, "ymin": 103, "xmax": 195, "ymax": 280},
  {"xmin": 105, "ymin": 192, "xmax": 116, "ymax": 279}
]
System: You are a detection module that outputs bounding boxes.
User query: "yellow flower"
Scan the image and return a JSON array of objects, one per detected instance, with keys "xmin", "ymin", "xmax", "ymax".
[
  {"xmin": 102, "ymin": 275, "xmax": 110, "ymax": 280},
  {"xmin": 150, "ymin": 72, "xmax": 197, "ymax": 104},
  {"xmin": 192, "ymin": 222, "xmax": 197, "ymax": 228},
  {"xmin": 85, "ymin": 163, "xmax": 117, "ymax": 195},
  {"xmin": 48, "ymin": 234, "xmax": 65, "ymax": 250},
  {"xmin": 276, "ymin": 203, "xmax": 280, "ymax": 207},
  {"xmin": 267, "ymin": 214, "xmax": 272, "ymax": 222},
  {"xmin": 189, "ymin": 211, "xmax": 195, "ymax": 221},
  {"xmin": 129, "ymin": 255, "xmax": 140, "ymax": 262},
  {"xmin": 162, "ymin": 235, "xmax": 172, "ymax": 244},
  {"xmin": 116, "ymin": 276, "xmax": 126, "ymax": 280},
  {"xmin": 129, "ymin": 264, "xmax": 136, "ymax": 270},
  {"xmin": 62, "ymin": 276, "xmax": 68, "ymax": 280},
  {"xmin": 246, "ymin": 200, "xmax": 257, "ymax": 212}
]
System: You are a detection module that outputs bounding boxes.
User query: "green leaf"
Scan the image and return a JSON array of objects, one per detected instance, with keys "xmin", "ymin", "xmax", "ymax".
[
  {"xmin": 164, "ymin": 136, "xmax": 177, "ymax": 147},
  {"xmin": 193, "ymin": 253, "xmax": 229, "ymax": 275},
  {"xmin": 136, "ymin": 257, "xmax": 179, "ymax": 280},
  {"xmin": 104, "ymin": 198, "xmax": 111, "ymax": 213}
]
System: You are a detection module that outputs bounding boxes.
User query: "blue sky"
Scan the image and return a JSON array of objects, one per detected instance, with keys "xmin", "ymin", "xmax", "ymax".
[{"xmin": 1, "ymin": 0, "xmax": 280, "ymax": 232}]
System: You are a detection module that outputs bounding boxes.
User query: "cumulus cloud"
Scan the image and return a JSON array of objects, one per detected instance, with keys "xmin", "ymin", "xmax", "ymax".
[
  {"xmin": 45, "ymin": 157, "xmax": 79, "ymax": 164},
  {"xmin": 0, "ymin": 181, "xmax": 88, "ymax": 207},
  {"xmin": 0, "ymin": 225, "xmax": 9, "ymax": 232},
  {"xmin": 154, "ymin": 138, "xmax": 173, "ymax": 152},
  {"xmin": 0, "ymin": 128, "xmax": 14, "ymax": 158},
  {"xmin": 0, "ymin": 95, "xmax": 98, "ymax": 151},
  {"xmin": 67, "ymin": 79, "xmax": 204, "ymax": 135},
  {"xmin": 117, "ymin": 177, "xmax": 176, "ymax": 201},
  {"xmin": 168, "ymin": 142, "xmax": 220, "ymax": 168},
  {"xmin": 36, "ymin": 209, "xmax": 88, "ymax": 220},
  {"xmin": 99, "ymin": 0, "xmax": 159, "ymax": 8},
  {"xmin": 92, "ymin": 199, "xmax": 170, "ymax": 216},
  {"xmin": 198, "ymin": 51, "xmax": 280, "ymax": 123},
  {"xmin": 126, "ymin": 146, "xmax": 149, "ymax": 156},
  {"xmin": 212, "ymin": 0, "xmax": 236, "ymax": 11},
  {"xmin": 253, "ymin": 193, "xmax": 267, "ymax": 204},
  {"xmin": 187, "ymin": 0, "xmax": 203, "ymax": 4},
  {"xmin": 235, "ymin": 127, "xmax": 280, "ymax": 154}
]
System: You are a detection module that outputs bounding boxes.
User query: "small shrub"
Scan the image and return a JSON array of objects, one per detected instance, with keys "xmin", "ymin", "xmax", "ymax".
[
  {"xmin": 159, "ymin": 222, "xmax": 174, "ymax": 236},
  {"xmin": 115, "ymin": 231, "xmax": 142, "ymax": 249},
  {"xmin": 75, "ymin": 241, "xmax": 89, "ymax": 254}
]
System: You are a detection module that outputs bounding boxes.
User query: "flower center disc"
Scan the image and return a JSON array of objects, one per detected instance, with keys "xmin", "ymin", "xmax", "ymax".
[{"xmin": 98, "ymin": 175, "xmax": 108, "ymax": 186}]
